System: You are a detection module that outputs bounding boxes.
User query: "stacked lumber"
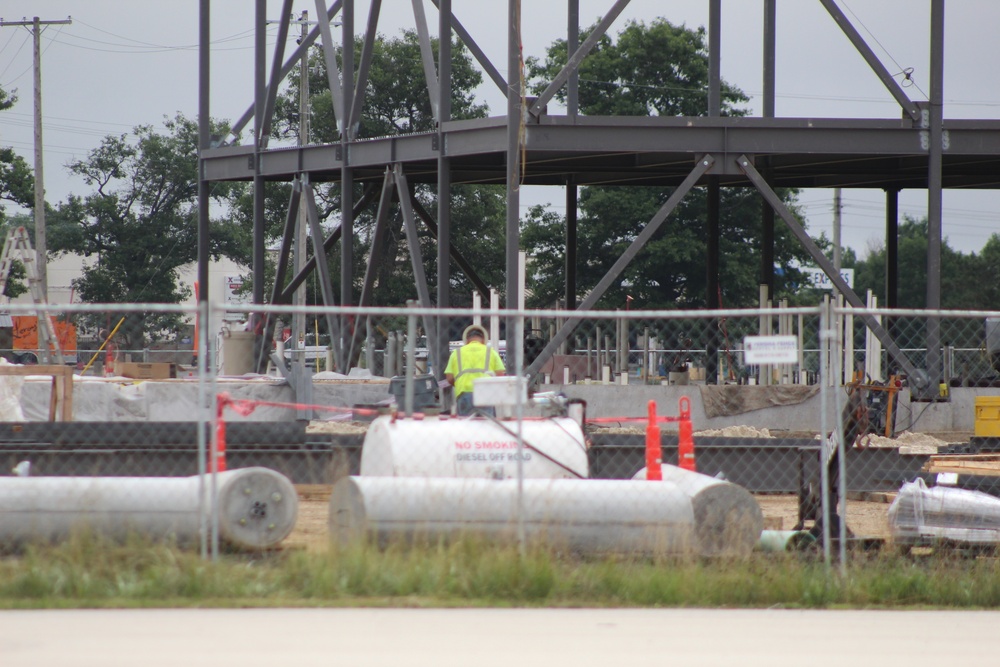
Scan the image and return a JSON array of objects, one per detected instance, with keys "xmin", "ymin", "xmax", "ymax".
[{"xmin": 922, "ymin": 454, "xmax": 1000, "ymax": 477}]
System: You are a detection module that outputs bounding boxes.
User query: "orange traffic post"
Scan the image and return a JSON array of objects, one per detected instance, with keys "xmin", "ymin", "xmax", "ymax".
[
  {"xmin": 214, "ymin": 394, "xmax": 229, "ymax": 473},
  {"xmin": 645, "ymin": 399, "xmax": 662, "ymax": 480},
  {"xmin": 677, "ymin": 396, "xmax": 696, "ymax": 472}
]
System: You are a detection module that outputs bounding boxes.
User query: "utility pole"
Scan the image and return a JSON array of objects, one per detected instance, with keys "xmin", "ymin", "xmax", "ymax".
[
  {"xmin": 833, "ymin": 187, "xmax": 842, "ymax": 272},
  {"xmin": 0, "ymin": 16, "xmax": 72, "ymax": 299}
]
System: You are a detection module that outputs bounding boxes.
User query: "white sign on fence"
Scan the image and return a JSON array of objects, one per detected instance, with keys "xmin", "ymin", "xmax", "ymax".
[
  {"xmin": 744, "ymin": 335, "xmax": 799, "ymax": 365},
  {"xmin": 801, "ymin": 267, "xmax": 854, "ymax": 290}
]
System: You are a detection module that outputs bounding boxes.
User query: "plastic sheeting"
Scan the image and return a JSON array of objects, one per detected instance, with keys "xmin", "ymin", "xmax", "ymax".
[
  {"xmin": 889, "ymin": 478, "xmax": 1000, "ymax": 546},
  {"xmin": 0, "ymin": 360, "xmax": 25, "ymax": 420}
]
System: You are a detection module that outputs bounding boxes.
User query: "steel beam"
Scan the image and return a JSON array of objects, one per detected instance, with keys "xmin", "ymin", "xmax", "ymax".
[
  {"xmin": 429, "ymin": 0, "xmax": 507, "ymax": 96},
  {"xmin": 819, "ymin": 0, "xmax": 921, "ymax": 122},
  {"xmin": 272, "ymin": 180, "xmax": 304, "ymax": 306},
  {"xmin": 925, "ymin": 0, "xmax": 945, "ymax": 393},
  {"xmin": 254, "ymin": 180, "xmax": 303, "ymax": 372},
  {"xmin": 567, "ymin": 0, "xmax": 579, "ymax": 117},
  {"xmin": 763, "ymin": 0, "xmax": 775, "ymax": 118},
  {"xmin": 260, "ymin": 0, "xmax": 294, "ymax": 146},
  {"xmin": 885, "ymin": 188, "xmax": 899, "ymax": 310},
  {"xmin": 357, "ymin": 170, "xmax": 395, "ymax": 310},
  {"xmin": 565, "ymin": 174, "xmax": 577, "ymax": 310},
  {"xmin": 736, "ymin": 154, "xmax": 927, "ymax": 389},
  {"xmin": 411, "ymin": 0, "xmax": 440, "ymax": 123},
  {"xmin": 198, "ymin": 0, "xmax": 210, "ymax": 304},
  {"xmin": 203, "ymin": 117, "xmax": 1000, "ymax": 184},
  {"xmin": 394, "ymin": 165, "xmax": 439, "ymax": 373},
  {"xmin": 507, "ymin": 0, "xmax": 522, "ymax": 368},
  {"xmin": 350, "ymin": 169, "xmax": 395, "ymax": 368},
  {"xmin": 529, "ymin": 0, "xmax": 631, "ymax": 118},
  {"xmin": 340, "ymin": 1, "xmax": 356, "ymax": 369},
  {"xmin": 348, "ymin": 0, "xmax": 383, "ymax": 138},
  {"xmin": 230, "ymin": 1, "xmax": 343, "ymax": 141},
  {"xmin": 411, "ymin": 197, "xmax": 491, "ymax": 299},
  {"xmin": 279, "ymin": 183, "xmax": 378, "ymax": 301},
  {"xmin": 708, "ymin": 0, "xmax": 720, "ymax": 116},
  {"xmin": 525, "ymin": 156, "xmax": 715, "ymax": 378},
  {"xmin": 885, "ymin": 187, "xmax": 899, "ymax": 344},
  {"xmin": 304, "ymin": 180, "xmax": 344, "ymax": 370},
  {"xmin": 706, "ymin": 176, "xmax": 720, "ymax": 384},
  {"xmin": 437, "ymin": 0, "xmax": 453, "ymax": 378},
  {"xmin": 253, "ymin": 0, "xmax": 267, "ymax": 308},
  {"xmin": 315, "ymin": 0, "xmax": 346, "ymax": 136}
]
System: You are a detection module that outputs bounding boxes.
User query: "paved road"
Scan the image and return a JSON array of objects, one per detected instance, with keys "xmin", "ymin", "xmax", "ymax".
[{"xmin": 3, "ymin": 607, "xmax": 998, "ymax": 666}]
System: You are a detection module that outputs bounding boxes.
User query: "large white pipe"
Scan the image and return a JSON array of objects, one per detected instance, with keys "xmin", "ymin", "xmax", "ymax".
[
  {"xmin": 0, "ymin": 467, "xmax": 298, "ymax": 550},
  {"xmin": 633, "ymin": 465, "xmax": 764, "ymax": 557},
  {"xmin": 330, "ymin": 476, "xmax": 697, "ymax": 557},
  {"xmin": 360, "ymin": 415, "xmax": 588, "ymax": 480}
]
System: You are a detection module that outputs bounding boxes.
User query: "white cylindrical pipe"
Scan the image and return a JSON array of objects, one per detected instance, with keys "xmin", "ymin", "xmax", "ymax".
[
  {"xmin": 633, "ymin": 464, "xmax": 764, "ymax": 557},
  {"xmin": 330, "ymin": 476, "xmax": 696, "ymax": 557},
  {"xmin": 0, "ymin": 467, "xmax": 298, "ymax": 550},
  {"xmin": 360, "ymin": 415, "xmax": 588, "ymax": 480}
]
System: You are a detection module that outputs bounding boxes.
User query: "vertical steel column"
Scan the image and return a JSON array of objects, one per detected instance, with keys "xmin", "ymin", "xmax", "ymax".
[
  {"xmin": 340, "ymin": 1, "xmax": 355, "ymax": 372},
  {"xmin": 294, "ymin": 11, "xmax": 310, "ymax": 358},
  {"xmin": 760, "ymin": 0, "xmax": 776, "ymax": 296},
  {"xmin": 705, "ymin": 0, "xmax": 722, "ymax": 384},
  {"xmin": 763, "ymin": 0, "xmax": 776, "ymax": 119},
  {"xmin": 707, "ymin": 0, "xmax": 721, "ymax": 116},
  {"xmin": 565, "ymin": 2, "xmax": 579, "ymax": 313},
  {"xmin": 506, "ymin": 0, "xmax": 523, "ymax": 368},
  {"xmin": 567, "ymin": 0, "xmax": 579, "ymax": 117},
  {"xmin": 925, "ymin": 0, "xmax": 944, "ymax": 389},
  {"xmin": 565, "ymin": 176, "xmax": 577, "ymax": 311},
  {"xmin": 706, "ymin": 179, "xmax": 720, "ymax": 385},
  {"xmin": 197, "ymin": 0, "xmax": 210, "ymax": 560},
  {"xmin": 253, "ymin": 0, "xmax": 266, "ymax": 306},
  {"xmin": 437, "ymin": 0, "xmax": 452, "ymax": 376},
  {"xmin": 198, "ymin": 2, "xmax": 210, "ymax": 308},
  {"xmin": 885, "ymin": 187, "xmax": 899, "ymax": 343}
]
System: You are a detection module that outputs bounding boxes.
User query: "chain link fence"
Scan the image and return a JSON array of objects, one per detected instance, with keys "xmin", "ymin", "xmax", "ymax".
[{"xmin": 2, "ymin": 300, "xmax": 1000, "ymax": 565}]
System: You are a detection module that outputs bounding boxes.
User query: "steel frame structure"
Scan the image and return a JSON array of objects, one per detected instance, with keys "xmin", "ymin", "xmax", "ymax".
[{"xmin": 197, "ymin": 0, "xmax": 997, "ymax": 394}]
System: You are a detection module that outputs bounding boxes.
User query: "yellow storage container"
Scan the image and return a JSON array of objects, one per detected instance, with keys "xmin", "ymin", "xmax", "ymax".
[{"xmin": 974, "ymin": 397, "xmax": 1000, "ymax": 437}]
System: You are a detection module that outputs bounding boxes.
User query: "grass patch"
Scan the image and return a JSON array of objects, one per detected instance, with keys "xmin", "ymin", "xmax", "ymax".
[{"xmin": 4, "ymin": 534, "xmax": 1000, "ymax": 609}]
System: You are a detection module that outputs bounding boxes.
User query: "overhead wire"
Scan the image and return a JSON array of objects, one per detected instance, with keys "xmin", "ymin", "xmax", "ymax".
[
  {"xmin": 0, "ymin": 29, "xmax": 30, "ymax": 82},
  {"xmin": 841, "ymin": 0, "xmax": 929, "ymax": 100}
]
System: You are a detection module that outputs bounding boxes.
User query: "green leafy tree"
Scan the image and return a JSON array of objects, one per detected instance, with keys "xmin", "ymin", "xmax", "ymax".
[
  {"xmin": 0, "ymin": 87, "xmax": 35, "ymax": 299},
  {"xmin": 851, "ymin": 216, "xmax": 993, "ymax": 354},
  {"xmin": 524, "ymin": 19, "xmax": 811, "ymax": 309},
  {"xmin": 51, "ymin": 114, "xmax": 248, "ymax": 348},
  {"xmin": 853, "ymin": 215, "xmax": 983, "ymax": 310},
  {"xmin": 0, "ymin": 86, "xmax": 34, "ymax": 228},
  {"xmin": 265, "ymin": 31, "xmax": 503, "ymax": 312}
]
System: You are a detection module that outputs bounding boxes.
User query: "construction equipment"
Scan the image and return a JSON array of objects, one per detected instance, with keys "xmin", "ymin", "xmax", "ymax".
[{"xmin": 0, "ymin": 226, "xmax": 63, "ymax": 364}]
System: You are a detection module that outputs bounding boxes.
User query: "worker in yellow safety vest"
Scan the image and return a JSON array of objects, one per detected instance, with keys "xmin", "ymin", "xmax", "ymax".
[{"xmin": 444, "ymin": 324, "xmax": 505, "ymax": 416}]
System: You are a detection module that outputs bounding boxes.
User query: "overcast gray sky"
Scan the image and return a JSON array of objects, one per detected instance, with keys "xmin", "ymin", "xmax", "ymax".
[{"xmin": 2, "ymin": 0, "xmax": 999, "ymax": 257}]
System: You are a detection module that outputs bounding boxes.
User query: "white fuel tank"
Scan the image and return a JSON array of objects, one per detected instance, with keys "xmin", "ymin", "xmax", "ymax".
[
  {"xmin": 330, "ymin": 476, "xmax": 696, "ymax": 557},
  {"xmin": 360, "ymin": 415, "xmax": 588, "ymax": 480}
]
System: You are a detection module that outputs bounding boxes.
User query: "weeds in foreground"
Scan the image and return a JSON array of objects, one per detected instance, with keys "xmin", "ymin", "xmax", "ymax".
[{"xmin": 3, "ymin": 534, "xmax": 1000, "ymax": 609}]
